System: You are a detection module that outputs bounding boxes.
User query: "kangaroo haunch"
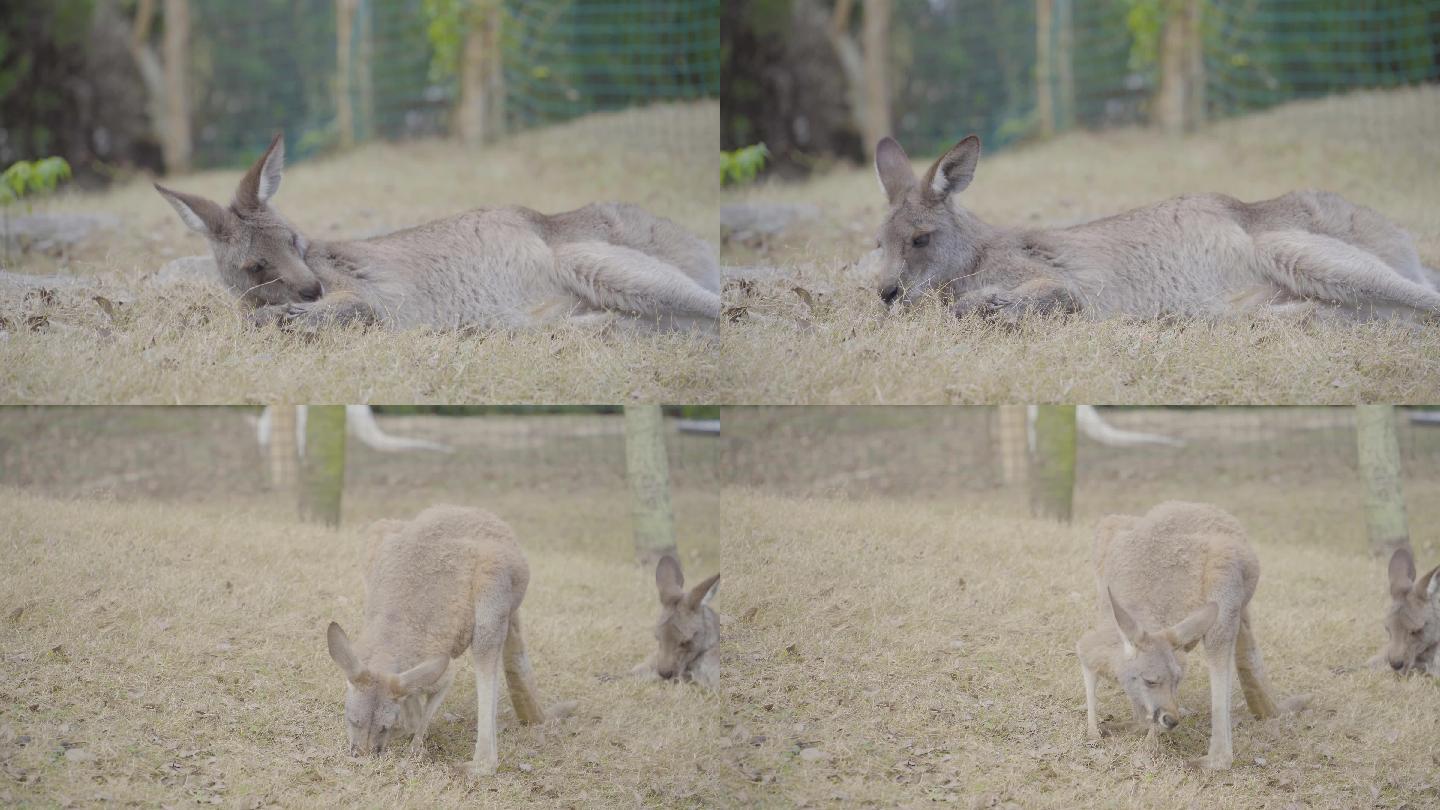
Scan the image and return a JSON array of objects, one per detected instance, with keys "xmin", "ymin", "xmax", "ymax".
[
  {"xmin": 155, "ymin": 133, "xmax": 721, "ymax": 332},
  {"xmin": 871, "ymin": 135, "xmax": 1440, "ymax": 324}
]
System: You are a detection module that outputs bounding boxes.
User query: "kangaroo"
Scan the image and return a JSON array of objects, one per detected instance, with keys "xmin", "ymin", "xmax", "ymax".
[
  {"xmin": 633, "ymin": 555, "xmax": 720, "ymax": 688},
  {"xmin": 154, "ymin": 133, "xmax": 720, "ymax": 333},
  {"xmin": 1374, "ymin": 547, "xmax": 1440, "ymax": 675},
  {"xmin": 1076, "ymin": 501, "xmax": 1308, "ymax": 770},
  {"xmin": 325, "ymin": 505, "xmax": 547, "ymax": 776},
  {"xmin": 871, "ymin": 135, "xmax": 1440, "ymax": 323}
]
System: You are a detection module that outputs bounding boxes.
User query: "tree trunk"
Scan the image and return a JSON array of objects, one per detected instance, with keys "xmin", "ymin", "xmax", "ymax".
[
  {"xmin": 300, "ymin": 406, "xmax": 347, "ymax": 526},
  {"xmin": 456, "ymin": 0, "xmax": 504, "ymax": 145},
  {"xmin": 1155, "ymin": 0, "xmax": 1203, "ymax": 134},
  {"xmin": 161, "ymin": 0, "xmax": 192, "ymax": 173},
  {"xmin": 1035, "ymin": 0, "xmax": 1053, "ymax": 136},
  {"xmin": 624, "ymin": 405, "xmax": 676, "ymax": 564},
  {"xmin": 1355, "ymin": 405, "xmax": 1409, "ymax": 556},
  {"xmin": 859, "ymin": 0, "xmax": 891, "ymax": 158},
  {"xmin": 268, "ymin": 406, "xmax": 298, "ymax": 491},
  {"xmin": 1028, "ymin": 405, "xmax": 1076, "ymax": 521},
  {"xmin": 335, "ymin": 0, "xmax": 356, "ymax": 149}
]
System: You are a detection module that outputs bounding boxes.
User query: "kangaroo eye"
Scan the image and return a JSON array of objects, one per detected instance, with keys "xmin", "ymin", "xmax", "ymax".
[
  {"xmin": 1143, "ymin": 678, "xmax": 1160, "ymax": 687},
  {"xmin": 246, "ymin": 259, "xmax": 268, "ymax": 274},
  {"xmin": 911, "ymin": 233, "xmax": 930, "ymax": 248}
]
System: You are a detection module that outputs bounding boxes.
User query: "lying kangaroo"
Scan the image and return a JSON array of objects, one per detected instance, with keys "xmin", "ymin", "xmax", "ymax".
[
  {"xmin": 1374, "ymin": 547, "xmax": 1439, "ymax": 675},
  {"xmin": 325, "ymin": 505, "xmax": 546, "ymax": 775},
  {"xmin": 871, "ymin": 135, "xmax": 1440, "ymax": 323},
  {"xmin": 633, "ymin": 555, "xmax": 720, "ymax": 688},
  {"xmin": 155, "ymin": 133, "xmax": 720, "ymax": 332},
  {"xmin": 1077, "ymin": 501, "xmax": 1307, "ymax": 770}
]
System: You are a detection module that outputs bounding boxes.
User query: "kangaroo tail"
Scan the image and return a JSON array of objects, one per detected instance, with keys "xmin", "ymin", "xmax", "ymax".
[
  {"xmin": 1235, "ymin": 610, "xmax": 1282, "ymax": 719},
  {"xmin": 502, "ymin": 610, "xmax": 547, "ymax": 725},
  {"xmin": 344, "ymin": 405, "xmax": 454, "ymax": 453}
]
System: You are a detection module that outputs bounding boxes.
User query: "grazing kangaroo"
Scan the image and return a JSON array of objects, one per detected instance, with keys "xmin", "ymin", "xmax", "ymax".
[
  {"xmin": 325, "ymin": 505, "xmax": 547, "ymax": 776},
  {"xmin": 1076, "ymin": 501, "xmax": 1308, "ymax": 770},
  {"xmin": 633, "ymin": 555, "xmax": 720, "ymax": 688},
  {"xmin": 155, "ymin": 133, "xmax": 720, "ymax": 332},
  {"xmin": 1374, "ymin": 547, "xmax": 1440, "ymax": 675},
  {"xmin": 871, "ymin": 135, "xmax": 1440, "ymax": 323}
]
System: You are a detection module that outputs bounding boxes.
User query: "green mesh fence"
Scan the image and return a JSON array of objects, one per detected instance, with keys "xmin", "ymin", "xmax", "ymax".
[
  {"xmin": 189, "ymin": 0, "xmax": 718, "ymax": 169},
  {"xmin": 891, "ymin": 0, "xmax": 1440, "ymax": 158}
]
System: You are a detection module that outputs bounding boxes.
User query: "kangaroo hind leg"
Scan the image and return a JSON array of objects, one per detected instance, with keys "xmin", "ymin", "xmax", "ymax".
[
  {"xmin": 555, "ymin": 241, "xmax": 721, "ymax": 323},
  {"xmin": 1255, "ymin": 230, "xmax": 1440, "ymax": 318},
  {"xmin": 1234, "ymin": 610, "xmax": 1280, "ymax": 719},
  {"xmin": 502, "ymin": 609, "xmax": 546, "ymax": 725}
]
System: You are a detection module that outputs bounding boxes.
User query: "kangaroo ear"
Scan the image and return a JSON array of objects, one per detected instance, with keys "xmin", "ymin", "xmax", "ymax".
[
  {"xmin": 393, "ymin": 656, "xmax": 448, "ymax": 695},
  {"xmin": 1389, "ymin": 547, "xmax": 1416, "ymax": 599},
  {"xmin": 656, "ymin": 555, "xmax": 684, "ymax": 605},
  {"xmin": 1412, "ymin": 564, "xmax": 1440, "ymax": 603},
  {"xmin": 921, "ymin": 135, "xmax": 981, "ymax": 200},
  {"xmin": 1107, "ymin": 588, "xmax": 1144, "ymax": 657},
  {"xmin": 236, "ymin": 131, "xmax": 285, "ymax": 209},
  {"xmin": 874, "ymin": 137, "xmax": 916, "ymax": 205},
  {"xmin": 686, "ymin": 573, "xmax": 720, "ymax": 610},
  {"xmin": 155, "ymin": 184, "xmax": 228, "ymax": 236},
  {"xmin": 326, "ymin": 622, "xmax": 364, "ymax": 682},
  {"xmin": 1166, "ymin": 602, "xmax": 1218, "ymax": 653}
]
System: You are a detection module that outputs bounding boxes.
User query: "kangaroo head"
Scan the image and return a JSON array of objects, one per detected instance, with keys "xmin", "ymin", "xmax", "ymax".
[
  {"xmin": 1382, "ymin": 548, "xmax": 1439, "ymax": 674},
  {"xmin": 154, "ymin": 133, "xmax": 323, "ymax": 307},
  {"xmin": 872, "ymin": 135, "xmax": 987, "ymax": 308},
  {"xmin": 652, "ymin": 555, "xmax": 719, "ymax": 681},
  {"xmin": 326, "ymin": 622, "xmax": 447, "ymax": 756},
  {"xmin": 1107, "ymin": 589, "xmax": 1217, "ymax": 733}
]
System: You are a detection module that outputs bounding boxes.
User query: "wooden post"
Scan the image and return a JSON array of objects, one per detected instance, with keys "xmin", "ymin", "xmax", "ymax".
[
  {"xmin": 1155, "ymin": 0, "xmax": 1203, "ymax": 134},
  {"xmin": 1028, "ymin": 405, "xmax": 1076, "ymax": 521},
  {"xmin": 300, "ymin": 406, "xmax": 347, "ymax": 526},
  {"xmin": 268, "ymin": 406, "xmax": 298, "ymax": 491},
  {"xmin": 624, "ymin": 406, "xmax": 677, "ymax": 564},
  {"xmin": 1036, "ymin": 0, "xmax": 1053, "ymax": 137},
  {"xmin": 336, "ymin": 0, "xmax": 356, "ymax": 149},
  {"xmin": 456, "ymin": 0, "xmax": 504, "ymax": 145},
  {"xmin": 860, "ymin": 0, "xmax": 892, "ymax": 159},
  {"xmin": 995, "ymin": 405, "xmax": 1029, "ymax": 485},
  {"xmin": 1056, "ymin": 0, "xmax": 1075, "ymax": 130},
  {"xmin": 1355, "ymin": 405, "xmax": 1410, "ymax": 556},
  {"xmin": 161, "ymin": 0, "xmax": 192, "ymax": 173}
]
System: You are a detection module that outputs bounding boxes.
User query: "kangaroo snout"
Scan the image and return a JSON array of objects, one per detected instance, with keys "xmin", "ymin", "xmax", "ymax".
[
  {"xmin": 1155, "ymin": 708, "xmax": 1180, "ymax": 730},
  {"xmin": 656, "ymin": 665, "xmax": 676, "ymax": 680},
  {"xmin": 879, "ymin": 283, "xmax": 901, "ymax": 306},
  {"xmin": 299, "ymin": 282, "xmax": 323, "ymax": 302},
  {"xmin": 1389, "ymin": 658, "xmax": 1406, "ymax": 672}
]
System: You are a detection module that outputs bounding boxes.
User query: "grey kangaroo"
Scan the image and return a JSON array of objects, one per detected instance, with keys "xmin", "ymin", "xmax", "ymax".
[
  {"xmin": 633, "ymin": 555, "xmax": 720, "ymax": 688},
  {"xmin": 871, "ymin": 135, "xmax": 1440, "ymax": 323},
  {"xmin": 1373, "ymin": 547, "xmax": 1439, "ymax": 675},
  {"xmin": 155, "ymin": 133, "xmax": 720, "ymax": 332},
  {"xmin": 1077, "ymin": 501, "xmax": 1308, "ymax": 770}
]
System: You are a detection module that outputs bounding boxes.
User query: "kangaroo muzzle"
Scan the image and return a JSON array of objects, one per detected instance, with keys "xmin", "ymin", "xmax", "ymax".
[{"xmin": 1152, "ymin": 707, "xmax": 1180, "ymax": 730}]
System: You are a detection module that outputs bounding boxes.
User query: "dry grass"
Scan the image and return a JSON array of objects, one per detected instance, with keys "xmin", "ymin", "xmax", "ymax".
[
  {"xmin": 0, "ymin": 102, "xmax": 720, "ymax": 404},
  {"xmin": 0, "ymin": 488, "xmax": 724, "ymax": 808},
  {"xmin": 720, "ymin": 86, "xmax": 1440, "ymax": 404},
  {"xmin": 722, "ymin": 486, "xmax": 1440, "ymax": 808}
]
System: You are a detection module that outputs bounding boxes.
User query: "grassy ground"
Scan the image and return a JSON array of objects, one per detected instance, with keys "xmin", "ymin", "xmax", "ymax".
[
  {"xmin": 720, "ymin": 86, "xmax": 1440, "ymax": 404},
  {"xmin": 0, "ymin": 489, "xmax": 724, "ymax": 808},
  {"xmin": 0, "ymin": 103, "xmax": 719, "ymax": 404},
  {"xmin": 722, "ymin": 486, "xmax": 1440, "ymax": 808}
]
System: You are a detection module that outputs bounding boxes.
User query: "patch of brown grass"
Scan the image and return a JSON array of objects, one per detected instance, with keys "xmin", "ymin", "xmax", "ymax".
[
  {"xmin": 0, "ymin": 102, "xmax": 719, "ymax": 404},
  {"xmin": 0, "ymin": 490, "xmax": 724, "ymax": 808},
  {"xmin": 721, "ymin": 86, "xmax": 1440, "ymax": 404},
  {"xmin": 723, "ymin": 487, "xmax": 1440, "ymax": 808}
]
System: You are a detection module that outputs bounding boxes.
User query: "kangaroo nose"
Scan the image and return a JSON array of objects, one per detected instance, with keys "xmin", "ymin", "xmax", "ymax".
[
  {"xmin": 656, "ymin": 666, "xmax": 675, "ymax": 680},
  {"xmin": 1159, "ymin": 712, "xmax": 1178, "ymax": 730},
  {"xmin": 299, "ymin": 283, "xmax": 323, "ymax": 302},
  {"xmin": 880, "ymin": 284, "xmax": 900, "ymax": 306},
  {"xmin": 1390, "ymin": 659, "xmax": 1406, "ymax": 672}
]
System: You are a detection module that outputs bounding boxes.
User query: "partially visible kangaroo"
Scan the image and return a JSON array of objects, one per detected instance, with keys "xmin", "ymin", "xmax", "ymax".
[
  {"xmin": 325, "ymin": 505, "xmax": 547, "ymax": 776},
  {"xmin": 633, "ymin": 555, "xmax": 720, "ymax": 688},
  {"xmin": 871, "ymin": 135, "xmax": 1440, "ymax": 323},
  {"xmin": 1372, "ymin": 547, "xmax": 1439, "ymax": 675},
  {"xmin": 155, "ymin": 133, "xmax": 720, "ymax": 332},
  {"xmin": 1077, "ymin": 501, "xmax": 1308, "ymax": 770}
]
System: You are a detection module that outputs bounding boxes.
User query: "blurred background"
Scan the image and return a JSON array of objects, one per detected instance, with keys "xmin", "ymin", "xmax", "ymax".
[
  {"xmin": 0, "ymin": 405, "xmax": 720, "ymax": 566},
  {"xmin": 723, "ymin": 405, "xmax": 1440, "ymax": 557},
  {"xmin": 722, "ymin": 0, "xmax": 1440, "ymax": 177},
  {"xmin": 3, "ymin": 0, "xmax": 719, "ymax": 185}
]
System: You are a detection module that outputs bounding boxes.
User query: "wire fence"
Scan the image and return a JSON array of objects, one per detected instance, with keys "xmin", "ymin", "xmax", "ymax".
[
  {"xmin": 893, "ymin": 0, "xmax": 1440, "ymax": 157},
  {"xmin": 189, "ymin": 0, "xmax": 719, "ymax": 168}
]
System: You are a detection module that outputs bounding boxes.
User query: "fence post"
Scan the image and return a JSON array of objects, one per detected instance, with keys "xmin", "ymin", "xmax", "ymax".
[
  {"xmin": 1155, "ymin": 0, "xmax": 1204, "ymax": 134},
  {"xmin": 300, "ymin": 406, "xmax": 347, "ymax": 526},
  {"xmin": 457, "ymin": 0, "xmax": 505, "ymax": 145},
  {"xmin": 161, "ymin": 0, "xmax": 192, "ymax": 173},
  {"xmin": 268, "ymin": 406, "xmax": 298, "ymax": 491},
  {"xmin": 1355, "ymin": 405, "xmax": 1410, "ymax": 556},
  {"xmin": 1028, "ymin": 405, "xmax": 1076, "ymax": 521},
  {"xmin": 625, "ymin": 406, "xmax": 677, "ymax": 564},
  {"xmin": 994, "ymin": 405, "xmax": 1029, "ymax": 485}
]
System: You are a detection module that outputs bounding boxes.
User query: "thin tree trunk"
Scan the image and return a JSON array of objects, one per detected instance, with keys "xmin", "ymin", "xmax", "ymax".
[
  {"xmin": 335, "ymin": 0, "xmax": 356, "ymax": 149},
  {"xmin": 624, "ymin": 406, "xmax": 677, "ymax": 564},
  {"xmin": 300, "ymin": 406, "xmax": 347, "ymax": 526},
  {"xmin": 1035, "ymin": 0, "xmax": 1053, "ymax": 136},
  {"xmin": 456, "ymin": 0, "xmax": 503, "ymax": 145},
  {"xmin": 859, "ymin": 0, "xmax": 891, "ymax": 158},
  {"xmin": 161, "ymin": 0, "xmax": 192, "ymax": 173},
  {"xmin": 1028, "ymin": 405, "xmax": 1076, "ymax": 521},
  {"xmin": 1355, "ymin": 405, "xmax": 1409, "ymax": 556},
  {"xmin": 1155, "ymin": 0, "xmax": 1202, "ymax": 134},
  {"xmin": 268, "ymin": 406, "xmax": 298, "ymax": 491}
]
